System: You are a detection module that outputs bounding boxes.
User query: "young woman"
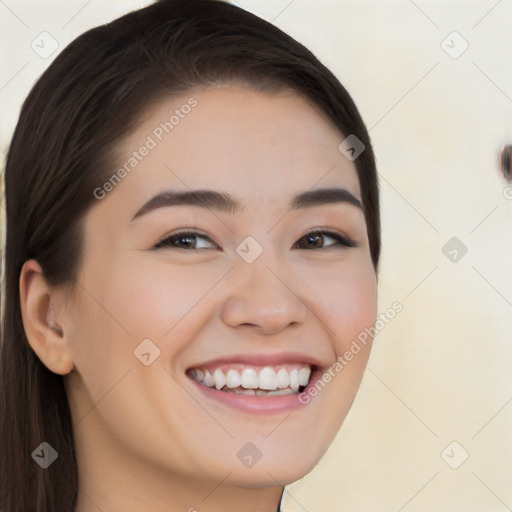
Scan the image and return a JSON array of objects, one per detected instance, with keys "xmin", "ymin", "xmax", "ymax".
[{"xmin": 0, "ymin": 1, "xmax": 381, "ymax": 510}]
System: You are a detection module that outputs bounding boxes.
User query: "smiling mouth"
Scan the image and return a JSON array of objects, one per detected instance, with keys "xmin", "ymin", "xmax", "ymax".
[{"xmin": 187, "ymin": 364, "xmax": 313, "ymax": 396}]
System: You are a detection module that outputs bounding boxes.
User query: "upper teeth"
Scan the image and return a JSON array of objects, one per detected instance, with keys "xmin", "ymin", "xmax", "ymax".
[{"xmin": 189, "ymin": 364, "xmax": 312, "ymax": 393}]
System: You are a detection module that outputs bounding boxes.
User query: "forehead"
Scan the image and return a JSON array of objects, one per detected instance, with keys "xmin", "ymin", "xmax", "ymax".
[{"xmin": 107, "ymin": 86, "xmax": 361, "ymax": 216}]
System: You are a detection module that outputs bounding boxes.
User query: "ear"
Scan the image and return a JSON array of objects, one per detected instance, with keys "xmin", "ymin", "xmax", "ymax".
[{"xmin": 19, "ymin": 259, "xmax": 75, "ymax": 375}]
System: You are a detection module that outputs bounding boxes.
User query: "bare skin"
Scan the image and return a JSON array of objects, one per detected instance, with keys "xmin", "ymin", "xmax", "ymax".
[{"xmin": 20, "ymin": 86, "xmax": 377, "ymax": 512}]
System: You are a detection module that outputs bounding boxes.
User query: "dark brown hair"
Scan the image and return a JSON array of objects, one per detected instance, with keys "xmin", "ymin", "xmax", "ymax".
[{"xmin": 0, "ymin": 1, "xmax": 380, "ymax": 510}]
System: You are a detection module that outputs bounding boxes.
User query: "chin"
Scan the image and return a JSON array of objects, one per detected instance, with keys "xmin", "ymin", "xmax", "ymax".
[
  {"xmin": 225, "ymin": 464, "xmax": 315, "ymax": 489},
  {"xmin": 214, "ymin": 442, "xmax": 330, "ymax": 488}
]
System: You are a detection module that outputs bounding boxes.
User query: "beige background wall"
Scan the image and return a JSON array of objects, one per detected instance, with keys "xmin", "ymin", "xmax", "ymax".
[{"xmin": 1, "ymin": 1, "xmax": 511, "ymax": 510}]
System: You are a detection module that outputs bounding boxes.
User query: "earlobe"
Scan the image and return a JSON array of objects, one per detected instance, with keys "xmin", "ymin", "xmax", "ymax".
[{"xmin": 19, "ymin": 259, "xmax": 75, "ymax": 375}]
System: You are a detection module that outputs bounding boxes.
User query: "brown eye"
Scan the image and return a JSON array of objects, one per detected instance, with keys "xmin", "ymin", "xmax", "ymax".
[
  {"xmin": 294, "ymin": 230, "xmax": 357, "ymax": 250},
  {"xmin": 153, "ymin": 231, "xmax": 218, "ymax": 250}
]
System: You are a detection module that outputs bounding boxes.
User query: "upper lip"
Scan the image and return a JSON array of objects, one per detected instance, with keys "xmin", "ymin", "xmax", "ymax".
[{"xmin": 187, "ymin": 351, "xmax": 326, "ymax": 371}]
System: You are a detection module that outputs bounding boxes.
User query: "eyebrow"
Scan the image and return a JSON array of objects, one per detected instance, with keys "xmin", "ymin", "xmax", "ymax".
[{"xmin": 130, "ymin": 187, "xmax": 363, "ymax": 222}]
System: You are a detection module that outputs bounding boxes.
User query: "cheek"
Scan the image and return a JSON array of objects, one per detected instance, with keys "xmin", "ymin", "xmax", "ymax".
[
  {"xmin": 64, "ymin": 254, "xmax": 176, "ymax": 390},
  {"xmin": 90, "ymin": 252, "xmax": 378, "ymax": 371},
  {"xmin": 91, "ymin": 254, "xmax": 231, "ymax": 366},
  {"xmin": 298, "ymin": 260, "xmax": 377, "ymax": 435},
  {"xmin": 73, "ymin": 247, "xmax": 376, "ymax": 364},
  {"xmin": 307, "ymin": 259, "xmax": 378, "ymax": 353}
]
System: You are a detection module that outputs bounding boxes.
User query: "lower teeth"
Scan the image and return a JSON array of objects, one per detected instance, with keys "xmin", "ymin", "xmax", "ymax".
[{"xmin": 220, "ymin": 386, "xmax": 304, "ymax": 396}]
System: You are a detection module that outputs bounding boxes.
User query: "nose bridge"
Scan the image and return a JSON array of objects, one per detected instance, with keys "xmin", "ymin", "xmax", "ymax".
[{"xmin": 220, "ymin": 244, "xmax": 307, "ymax": 334}]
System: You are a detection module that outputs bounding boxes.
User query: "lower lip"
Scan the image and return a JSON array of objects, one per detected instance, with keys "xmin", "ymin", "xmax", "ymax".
[{"xmin": 188, "ymin": 368, "xmax": 321, "ymax": 414}]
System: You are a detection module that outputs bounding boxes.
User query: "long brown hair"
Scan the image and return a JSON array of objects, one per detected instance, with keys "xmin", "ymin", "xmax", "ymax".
[{"xmin": 0, "ymin": 1, "xmax": 381, "ymax": 510}]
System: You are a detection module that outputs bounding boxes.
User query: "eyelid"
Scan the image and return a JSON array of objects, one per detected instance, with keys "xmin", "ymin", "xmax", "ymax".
[
  {"xmin": 299, "ymin": 229, "xmax": 358, "ymax": 248},
  {"xmin": 152, "ymin": 228, "xmax": 218, "ymax": 250}
]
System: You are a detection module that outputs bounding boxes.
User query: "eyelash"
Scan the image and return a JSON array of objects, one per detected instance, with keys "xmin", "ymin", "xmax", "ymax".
[{"xmin": 152, "ymin": 229, "xmax": 357, "ymax": 251}]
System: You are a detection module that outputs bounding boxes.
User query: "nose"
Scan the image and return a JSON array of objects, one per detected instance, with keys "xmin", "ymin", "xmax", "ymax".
[{"xmin": 220, "ymin": 256, "xmax": 308, "ymax": 336}]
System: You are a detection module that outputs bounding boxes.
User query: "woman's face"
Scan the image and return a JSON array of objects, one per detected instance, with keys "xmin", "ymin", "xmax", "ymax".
[{"xmin": 63, "ymin": 86, "xmax": 377, "ymax": 489}]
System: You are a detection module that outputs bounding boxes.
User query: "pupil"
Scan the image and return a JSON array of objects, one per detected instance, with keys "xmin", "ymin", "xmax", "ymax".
[
  {"xmin": 179, "ymin": 235, "xmax": 193, "ymax": 247},
  {"xmin": 307, "ymin": 234, "xmax": 322, "ymax": 248}
]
